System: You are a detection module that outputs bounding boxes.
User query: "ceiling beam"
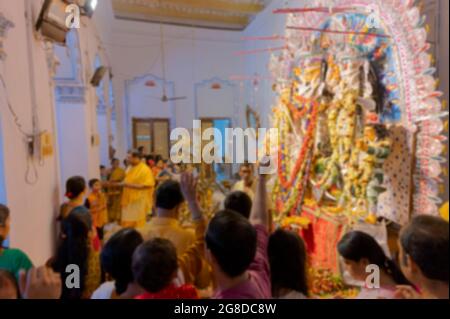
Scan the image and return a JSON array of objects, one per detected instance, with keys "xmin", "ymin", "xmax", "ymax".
[
  {"xmin": 153, "ymin": 0, "xmax": 264, "ymax": 14},
  {"xmin": 113, "ymin": 0, "xmax": 265, "ymax": 15},
  {"xmin": 112, "ymin": 2, "xmax": 250, "ymax": 28}
]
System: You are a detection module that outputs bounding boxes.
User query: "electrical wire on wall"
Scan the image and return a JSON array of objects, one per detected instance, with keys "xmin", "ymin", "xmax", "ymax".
[
  {"xmin": 84, "ymin": 21, "xmax": 98, "ymax": 147},
  {"xmin": 0, "ymin": 72, "xmax": 38, "ymax": 185},
  {"xmin": 0, "ymin": 0, "xmax": 44, "ymax": 185},
  {"xmin": 21, "ymin": 0, "xmax": 42, "ymax": 185}
]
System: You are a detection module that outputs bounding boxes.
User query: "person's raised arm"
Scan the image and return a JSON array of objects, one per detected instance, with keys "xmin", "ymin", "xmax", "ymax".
[
  {"xmin": 247, "ymin": 160, "xmax": 272, "ymax": 298},
  {"xmin": 180, "ymin": 172, "xmax": 203, "ymax": 222},
  {"xmin": 249, "ymin": 164, "xmax": 269, "ymax": 231},
  {"xmin": 178, "ymin": 172, "xmax": 205, "ymax": 284}
]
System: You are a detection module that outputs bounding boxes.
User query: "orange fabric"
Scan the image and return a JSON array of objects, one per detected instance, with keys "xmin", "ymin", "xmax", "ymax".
[
  {"xmin": 87, "ymin": 192, "xmax": 108, "ymax": 228},
  {"xmin": 178, "ymin": 219, "xmax": 207, "ymax": 286},
  {"xmin": 301, "ymin": 210, "xmax": 344, "ymax": 274},
  {"xmin": 82, "ymin": 247, "xmax": 101, "ymax": 299},
  {"xmin": 122, "ymin": 162, "xmax": 155, "ymax": 209},
  {"xmin": 139, "ymin": 217, "xmax": 195, "ymax": 255},
  {"xmin": 107, "ymin": 167, "xmax": 126, "ymax": 222},
  {"xmin": 138, "ymin": 217, "xmax": 212, "ymax": 289},
  {"xmin": 121, "ymin": 219, "xmax": 146, "ymax": 229},
  {"xmin": 121, "ymin": 162, "xmax": 155, "ymax": 225}
]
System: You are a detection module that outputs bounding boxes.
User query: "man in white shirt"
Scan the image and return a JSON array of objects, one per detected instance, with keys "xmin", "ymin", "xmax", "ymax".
[{"xmin": 232, "ymin": 163, "xmax": 256, "ymax": 200}]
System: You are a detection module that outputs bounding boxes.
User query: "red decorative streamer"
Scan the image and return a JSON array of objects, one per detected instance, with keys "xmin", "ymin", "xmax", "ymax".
[
  {"xmin": 273, "ymin": 7, "xmax": 356, "ymax": 14},
  {"xmin": 241, "ymin": 35, "xmax": 287, "ymax": 41},
  {"xmin": 233, "ymin": 46, "xmax": 288, "ymax": 56},
  {"xmin": 286, "ymin": 26, "xmax": 391, "ymax": 39},
  {"xmin": 277, "ymin": 99, "xmax": 319, "ymax": 190}
]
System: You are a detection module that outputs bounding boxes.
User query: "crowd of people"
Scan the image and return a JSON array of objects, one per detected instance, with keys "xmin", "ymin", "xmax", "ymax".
[{"xmin": 0, "ymin": 150, "xmax": 448, "ymax": 300}]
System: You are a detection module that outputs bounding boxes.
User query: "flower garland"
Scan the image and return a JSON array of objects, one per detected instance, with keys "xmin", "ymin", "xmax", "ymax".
[
  {"xmin": 278, "ymin": 98, "xmax": 319, "ymax": 189},
  {"xmin": 282, "ymin": 86, "xmax": 315, "ymax": 120},
  {"xmin": 275, "ymin": 98, "xmax": 320, "ymax": 215}
]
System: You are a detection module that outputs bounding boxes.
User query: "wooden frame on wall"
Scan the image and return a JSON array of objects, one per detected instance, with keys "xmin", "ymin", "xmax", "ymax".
[
  {"xmin": 125, "ymin": 73, "xmax": 176, "ymax": 151},
  {"xmin": 132, "ymin": 117, "xmax": 171, "ymax": 159}
]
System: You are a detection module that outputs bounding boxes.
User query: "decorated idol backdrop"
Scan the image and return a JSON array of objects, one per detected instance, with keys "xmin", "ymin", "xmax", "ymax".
[{"xmin": 267, "ymin": 0, "xmax": 447, "ymax": 281}]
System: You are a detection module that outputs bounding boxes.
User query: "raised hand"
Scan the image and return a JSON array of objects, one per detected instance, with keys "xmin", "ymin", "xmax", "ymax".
[
  {"xmin": 180, "ymin": 172, "xmax": 198, "ymax": 203},
  {"xmin": 180, "ymin": 172, "xmax": 202, "ymax": 221},
  {"xmin": 250, "ymin": 157, "xmax": 270, "ymax": 229}
]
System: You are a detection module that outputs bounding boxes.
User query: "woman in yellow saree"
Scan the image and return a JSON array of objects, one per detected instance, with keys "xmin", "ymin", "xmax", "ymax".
[
  {"xmin": 119, "ymin": 151, "xmax": 155, "ymax": 228},
  {"xmin": 106, "ymin": 158, "xmax": 126, "ymax": 223}
]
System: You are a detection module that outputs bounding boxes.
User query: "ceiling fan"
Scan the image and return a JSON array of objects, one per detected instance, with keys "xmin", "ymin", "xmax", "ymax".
[{"xmin": 150, "ymin": 1, "xmax": 187, "ymax": 103}]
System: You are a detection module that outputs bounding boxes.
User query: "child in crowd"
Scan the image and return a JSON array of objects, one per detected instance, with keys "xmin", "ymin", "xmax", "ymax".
[
  {"xmin": 268, "ymin": 229, "xmax": 309, "ymax": 299},
  {"xmin": 86, "ymin": 179, "xmax": 109, "ymax": 241},
  {"xmin": 92, "ymin": 228, "xmax": 144, "ymax": 299},
  {"xmin": 338, "ymin": 231, "xmax": 410, "ymax": 299},
  {"xmin": 396, "ymin": 215, "xmax": 449, "ymax": 299}
]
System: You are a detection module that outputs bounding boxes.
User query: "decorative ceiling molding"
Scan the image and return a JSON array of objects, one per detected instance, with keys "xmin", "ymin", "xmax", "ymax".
[
  {"xmin": 55, "ymin": 85, "xmax": 86, "ymax": 104},
  {"xmin": 0, "ymin": 13, "xmax": 14, "ymax": 61},
  {"xmin": 112, "ymin": 0, "xmax": 270, "ymax": 30}
]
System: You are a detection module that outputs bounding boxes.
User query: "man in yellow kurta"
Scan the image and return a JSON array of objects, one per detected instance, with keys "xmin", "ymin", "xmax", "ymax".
[{"xmin": 120, "ymin": 151, "xmax": 155, "ymax": 228}]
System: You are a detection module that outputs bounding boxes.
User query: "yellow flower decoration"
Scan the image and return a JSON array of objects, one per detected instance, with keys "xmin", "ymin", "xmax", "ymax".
[
  {"xmin": 295, "ymin": 67, "xmax": 305, "ymax": 77},
  {"xmin": 281, "ymin": 216, "xmax": 311, "ymax": 229}
]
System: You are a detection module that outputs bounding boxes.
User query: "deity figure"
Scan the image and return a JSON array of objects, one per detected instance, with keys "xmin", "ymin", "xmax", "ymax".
[
  {"xmin": 339, "ymin": 121, "xmax": 390, "ymax": 219},
  {"xmin": 358, "ymin": 123, "xmax": 391, "ymax": 215},
  {"xmin": 336, "ymin": 90, "xmax": 358, "ymax": 164}
]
